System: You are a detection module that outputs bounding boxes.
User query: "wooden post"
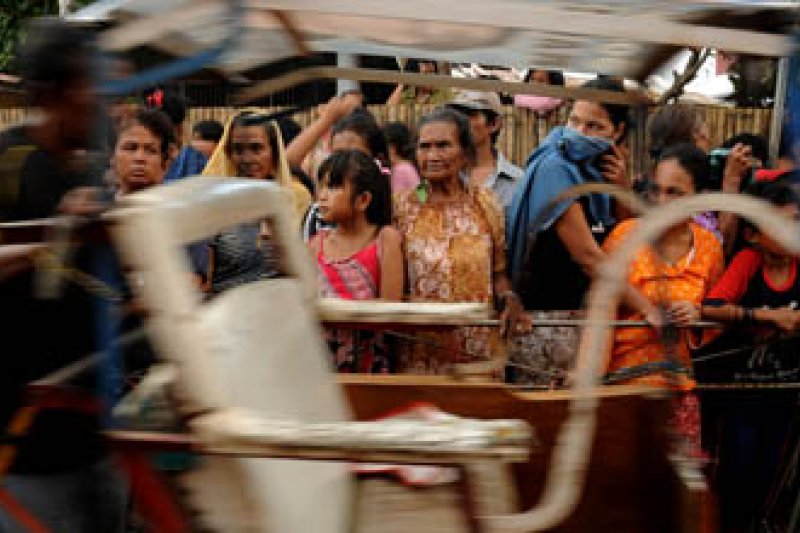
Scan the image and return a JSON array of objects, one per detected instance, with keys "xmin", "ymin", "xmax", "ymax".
[{"xmin": 769, "ymin": 57, "xmax": 790, "ymax": 165}]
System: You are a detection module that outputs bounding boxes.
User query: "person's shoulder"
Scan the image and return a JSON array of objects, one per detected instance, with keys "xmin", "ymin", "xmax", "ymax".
[
  {"xmin": 394, "ymin": 187, "xmax": 421, "ymax": 211},
  {"xmin": 289, "ymin": 179, "xmax": 312, "ymax": 201},
  {"xmin": 692, "ymin": 222, "xmax": 724, "ymax": 253},
  {"xmin": 472, "ymin": 184, "xmax": 503, "ymax": 212},
  {"xmin": 528, "ymin": 148, "xmax": 580, "ymax": 189},
  {"xmin": 609, "ymin": 217, "xmax": 639, "ymax": 237},
  {"xmin": 497, "ymin": 152, "xmax": 524, "ymax": 181},
  {"xmin": 378, "ymin": 224, "xmax": 402, "ymax": 246},
  {"xmin": 727, "ymin": 246, "xmax": 762, "ymax": 270}
]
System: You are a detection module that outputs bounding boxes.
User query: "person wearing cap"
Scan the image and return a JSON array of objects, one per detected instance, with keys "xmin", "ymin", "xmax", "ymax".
[{"xmin": 448, "ymin": 90, "xmax": 523, "ymax": 210}]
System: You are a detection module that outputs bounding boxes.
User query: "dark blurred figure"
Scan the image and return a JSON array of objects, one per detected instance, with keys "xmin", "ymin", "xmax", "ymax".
[
  {"xmin": 0, "ymin": 18, "xmax": 127, "ymax": 532},
  {"xmin": 190, "ymin": 118, "xmax": 223, "ymax": 159}
]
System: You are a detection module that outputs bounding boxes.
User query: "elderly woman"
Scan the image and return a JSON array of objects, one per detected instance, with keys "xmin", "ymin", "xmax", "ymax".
[
  {"xmin": 202, "ymin": 111, "xmax": 311, "ymax": 293},
  {"xmin": 393, "ymin": 107, "xmax": 524, "ymax": 376}
]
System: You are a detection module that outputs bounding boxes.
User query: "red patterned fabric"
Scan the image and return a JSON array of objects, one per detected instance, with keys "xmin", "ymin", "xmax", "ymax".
[{"xmin": 317, "ymin": 232, "xmax": 380, "ymax": 300}]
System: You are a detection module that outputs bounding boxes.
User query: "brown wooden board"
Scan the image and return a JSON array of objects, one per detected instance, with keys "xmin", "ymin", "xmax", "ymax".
[{"xmin": 340, "ymin": 376, "xmax": 690, "ymax": 532}]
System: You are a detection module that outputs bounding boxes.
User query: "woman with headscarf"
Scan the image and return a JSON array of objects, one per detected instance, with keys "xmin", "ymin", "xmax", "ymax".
[{"xmin": 202, "ymin": 111, "xmax": 311, "ymax": 293}]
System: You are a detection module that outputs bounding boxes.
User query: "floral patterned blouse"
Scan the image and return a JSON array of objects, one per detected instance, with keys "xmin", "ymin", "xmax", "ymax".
[{"xmin": 393, "ymin": 186, "xmax": 506, "ymax": 374}]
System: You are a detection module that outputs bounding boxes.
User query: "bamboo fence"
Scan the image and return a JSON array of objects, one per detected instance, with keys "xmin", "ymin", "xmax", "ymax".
[{"xmin": 1, "ymin": 105, "xmax": 774, "ymax": 168}]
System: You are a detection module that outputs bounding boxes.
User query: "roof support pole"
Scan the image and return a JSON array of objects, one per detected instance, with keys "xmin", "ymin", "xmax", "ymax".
[
  {"xmin": 769, "ymin": 56, "xmax": 790, "ymax": 165},
  {"xmin": 337, "ymin": 54, "xmax": 359, "ymax": 95}
]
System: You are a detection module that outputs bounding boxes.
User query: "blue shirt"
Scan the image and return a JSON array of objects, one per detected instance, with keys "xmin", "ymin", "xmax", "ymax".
[{"xmin": 164, "ymin": 146, "xmax": 207, "ymax": 183}]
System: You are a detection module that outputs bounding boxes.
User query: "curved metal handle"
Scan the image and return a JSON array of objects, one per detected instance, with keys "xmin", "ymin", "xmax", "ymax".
[{"xmin": 489, "ymin": 192, "xmax": 800, "ymax": 531}]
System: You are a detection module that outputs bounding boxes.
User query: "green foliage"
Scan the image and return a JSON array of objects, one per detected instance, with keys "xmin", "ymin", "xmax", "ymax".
[
  {"xmin": 727, "ymin": 56, "xmax": 778, "ymax": 108},
  {"xmin": 0, "ymin": 0, "xmax": 94, "ymax": 73}
]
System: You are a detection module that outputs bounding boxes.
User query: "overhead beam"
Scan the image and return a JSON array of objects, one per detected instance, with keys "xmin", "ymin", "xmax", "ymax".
[
  {"xmin": 235, "ymin": 66, "xmax": 652, "ymax": 105},
  {"xmin": 254, "ymin": 0, "xmax": 793, "ymax": 57}
]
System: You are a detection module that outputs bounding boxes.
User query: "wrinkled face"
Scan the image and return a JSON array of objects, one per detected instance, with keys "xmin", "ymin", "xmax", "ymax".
[
  {"xmin": 114, "ymin": 124, "xmax": 167, "ymax": 194},
  {"xmin": 758, "ymin": 203, "xmax": 800, "ymax": 255},
  {"xmin": 228, "ymin": 125, "xmax": 274, "ymax": 180},
  {"xmin": 330, "ymin": 130, "xmax": 371, "ymax": 156},
  {"xmin": 416, "ymin": 121, "xmax": 466, "ymax": 182},
  {"xmin": 646, "ymin": 158, "xmax": 696, "ymax": 207},
  {"xmin": 567, "ymin": 100, "xmax": 622, "ymax": 142}
]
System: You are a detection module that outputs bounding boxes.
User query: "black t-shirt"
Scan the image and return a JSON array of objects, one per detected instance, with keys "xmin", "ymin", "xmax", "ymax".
[
  {"xmin": 0, "ymin": 126, "xmax": 105, "ymax": 473},
  {"xmin": 519, "ymin": 196, "xmax": 610, "ymax": 311},
  {"xmin": 697, "ymin": 249, "xmax": 800, "ymax": 384}
]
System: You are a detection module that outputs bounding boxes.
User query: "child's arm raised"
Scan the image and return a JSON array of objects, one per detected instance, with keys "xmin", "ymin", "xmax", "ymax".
[{"xmin": 377, "ymin": 226, "xmax": 404, "ymax": 301}]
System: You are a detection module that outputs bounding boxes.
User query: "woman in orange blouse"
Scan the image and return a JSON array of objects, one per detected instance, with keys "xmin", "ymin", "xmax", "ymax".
[
  {"xmin": 604, "ymin": 143, "xmax": 724, "ymax": 386},
  {"xmin": 602, "ymin": 143, "xmax": 724, "ymax": 455}
]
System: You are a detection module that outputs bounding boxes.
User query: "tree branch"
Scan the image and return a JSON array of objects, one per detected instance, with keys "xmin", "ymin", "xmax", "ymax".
[{"xmin": 658, "ymin": 48, "xmax": 712, "ymax": 104}]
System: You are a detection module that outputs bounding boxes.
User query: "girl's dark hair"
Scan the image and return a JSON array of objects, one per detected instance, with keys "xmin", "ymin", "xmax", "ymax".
[
  {"xmin": 118, "ymin": 108, "xmax": 175, "ymax": 161},
  {"xmin": 228, "ymin": 112, "xmax": 281, "ymax": 172},
  {"xmin": 656, "ymin": 143, "xmax": 711, "ymax": 191},
  {"xmin": 579, "ymin": 76, "xmax": 631, "ymax": 142},
  {"xmin": 647, "ymin": 105, "xmax": 704, "ymax": 159},
  {"xmin": 417, "ymin": 107, "xmax": 476, "ymax": 164},
  {"xmin": 318, "ymin": 150, "xmax": 392, "ymax": 227},
  {"xmin": 331, "ymin": 111, "xmax": 389, "ymax": 166},
  {"xmin": 745, "ymin": 180, "xmax": 800, "ymax": 209},
  {"xmin": 524, "ymin": 69, "xmax": 565, "ymax": 86},
  {"xmin": 383, "ymin": 122, "xmax": 416, "ymax": 162},
  {"xmin": 742, "ymin": 180, "xmax": 800, "ymax": 234},
  {"xmin": 159, "ymin": 93, "xmax": 188, "ymax": 127}
]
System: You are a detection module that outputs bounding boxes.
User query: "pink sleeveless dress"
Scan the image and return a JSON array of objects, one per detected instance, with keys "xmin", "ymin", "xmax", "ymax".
[{"xmin": 317, "ymin": 232, "xmax": 391, "ymax": 373}]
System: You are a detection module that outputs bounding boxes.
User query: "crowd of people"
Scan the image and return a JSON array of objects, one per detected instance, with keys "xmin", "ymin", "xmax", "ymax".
[{"xmin": 0, "ymin": 18, "xmax": 797, "ymax": 533}]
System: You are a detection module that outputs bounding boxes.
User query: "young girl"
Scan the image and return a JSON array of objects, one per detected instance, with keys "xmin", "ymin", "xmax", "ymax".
[
  {"xmin": 310, "ymin": 150, "xmax": 403, "ymax": 373},
  {"xmin": 301, "ymin": 110, "xmax": 390, "ymax": 241}
]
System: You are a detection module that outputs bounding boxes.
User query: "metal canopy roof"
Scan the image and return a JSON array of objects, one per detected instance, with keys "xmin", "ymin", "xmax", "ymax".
[{"xmin": 73, "ymin": 0, "xmax": 794, "ymax": 82}]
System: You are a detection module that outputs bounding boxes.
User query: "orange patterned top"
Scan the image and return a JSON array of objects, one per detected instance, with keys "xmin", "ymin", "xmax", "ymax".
[
  {"xmin": 602, "ymin": 219, "xmax": 724, "ymax": 387},
  {"xmin": 393, "ymin": 186, "xmax": 505, "ymax": 374}
]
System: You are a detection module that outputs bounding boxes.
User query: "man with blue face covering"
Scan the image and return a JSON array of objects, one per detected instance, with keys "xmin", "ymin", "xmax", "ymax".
[{"xmin": 507, "ymin": 77, "xmax": 656, "ymax": 317}]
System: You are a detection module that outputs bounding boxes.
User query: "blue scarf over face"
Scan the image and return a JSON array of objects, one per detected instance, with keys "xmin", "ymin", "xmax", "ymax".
[{"xmin": 506, "ymin": 126, "xmax": 616, "ymax": 279}]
